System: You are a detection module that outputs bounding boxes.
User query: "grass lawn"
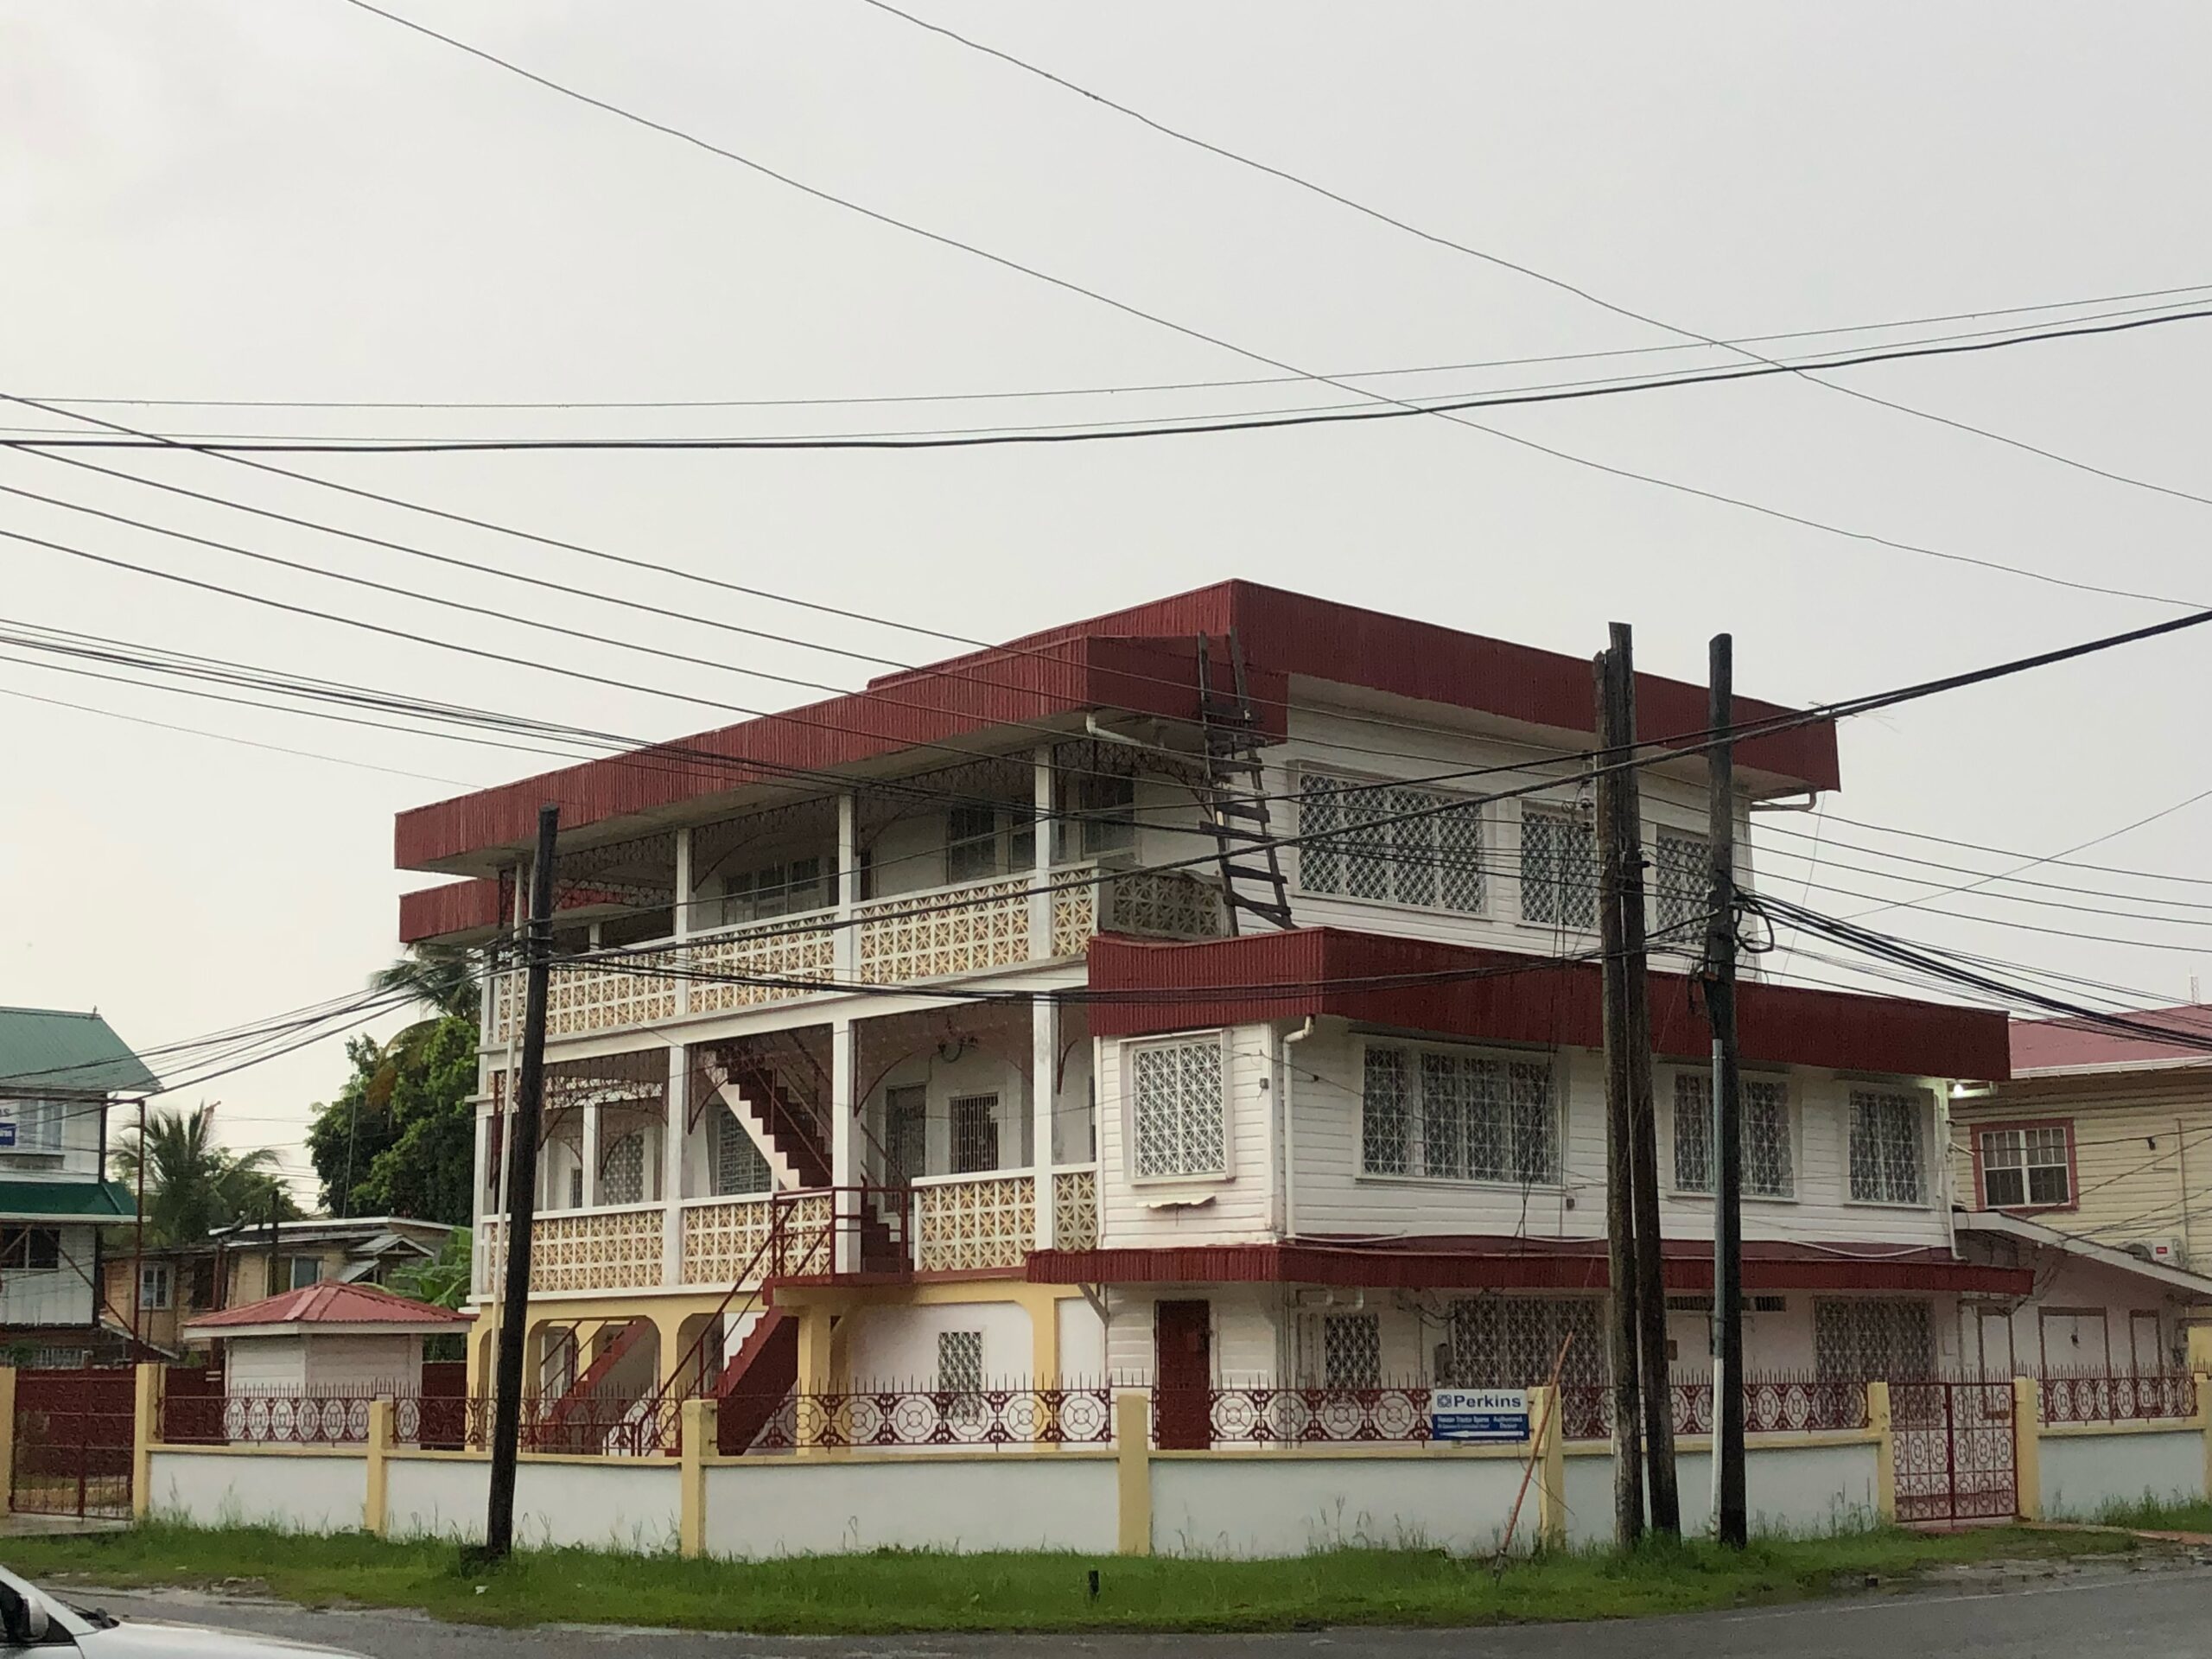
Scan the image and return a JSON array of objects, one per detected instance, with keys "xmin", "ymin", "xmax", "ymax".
[{"xmin": 0, "ymin": 1522, "xmax": 2151, "ymax": 1634}]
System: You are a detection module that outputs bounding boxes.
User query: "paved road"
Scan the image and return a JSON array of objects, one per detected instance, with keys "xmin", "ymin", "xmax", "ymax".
[{"xmin": 46, "ymin": 1558, "xmax": 2212, "ymax": 1659}]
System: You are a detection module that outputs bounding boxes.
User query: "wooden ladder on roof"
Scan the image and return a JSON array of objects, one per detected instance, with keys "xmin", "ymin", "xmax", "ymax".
[{"xmin": 1195, "ymin": 629, "xmax": 1294, "ymax": 935}]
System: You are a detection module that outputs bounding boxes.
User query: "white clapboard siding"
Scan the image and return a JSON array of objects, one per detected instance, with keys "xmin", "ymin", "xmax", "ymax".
[{"xmin": 1095, "ymin": 1025, "xmax": 1275, "ymax": 1249}]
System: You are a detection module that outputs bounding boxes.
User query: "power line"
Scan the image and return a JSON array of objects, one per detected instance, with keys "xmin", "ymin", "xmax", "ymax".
[
  {"xmin": 8, "ymin": 303, "xmax": 2209, "ymax": 454},
  {"xmin": 856, "ymin": 0, "xmax": 2212, "ymax": 519},
  {"xmin": 33, "ymin": 283, "xmax": 2212, "ymax": 410},
  {"xmin": 332, "ymin": 0, "xmax": 2208, "ymax": 617}
]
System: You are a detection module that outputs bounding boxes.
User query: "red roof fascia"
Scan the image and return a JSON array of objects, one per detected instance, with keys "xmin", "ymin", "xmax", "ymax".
[
  {"xmin": 1086, "ymin": 928, "xmax": 2012, "ymax": 1080},
  {"xmin": 393, "ymin": 581, "xmax": 1838, "ymax": 874},
  {"xmin": 1026, "ymin": 1243, "xmax": 2031, "ymax": 1297},
  {"xmin": 395, "ymin": 633, "xmax": 1243, "ymax": 872},
  {"xmin": 399, "ymin": 880, "xmax": 636, "ymax": 945},
  {"xmin": 2011, "ymin": 1002, "xmax": 2212, "ymax": 1072},
  {"xmin": 188, "ymin": 1281, "xmax": 471, "ymax": 1330}
]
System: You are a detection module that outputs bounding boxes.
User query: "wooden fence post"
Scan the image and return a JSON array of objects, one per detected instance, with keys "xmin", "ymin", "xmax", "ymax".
[
  {"xmin": 1866, "ymin": 1380, "xmax": 1895, "ymax": 1525},
  {"xmin": 1114, "ymin": 1391, "xmax": 1151, "ymax": 1556},
  {"xmin": 2012, "ymin": 1376, "xmax": 2042, "ymax": 1522},
  {"xmin": 0, "ymin": 1366, "xmax": 16, "ymax": 1515}
]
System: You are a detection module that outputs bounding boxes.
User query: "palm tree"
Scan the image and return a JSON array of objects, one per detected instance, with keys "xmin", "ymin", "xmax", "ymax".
[
  {"xmin": 363, "ymin": 947, "xmax": 480, "ymax": 1107},
  {"xmin": 111, "ymin": 1105, "xmax": 296, "ymax": 1246}
]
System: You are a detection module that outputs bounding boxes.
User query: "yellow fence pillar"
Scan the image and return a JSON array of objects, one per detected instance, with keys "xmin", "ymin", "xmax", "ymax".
[
  {"xmin": 0, "ymin": 1366, "xmax": 16, "ymax": 1515},
  {"xmin": 130, "ymin": 1363, "xmax": 160, "ymax": 1522},
  {"xmin": 1529, "ymin": 1383, "xmax": 1567, "ymax": 1550},
  {"xmin": 2196, "ymin": 1370, "xmax": 2212, "ymax": 1503},
  {"xmin": 2012, "ymin": 1376, "xmax": 2042, "ymax": 1522},
  {"xmin": 1114, "ymin": 1391, "xmax": 1151, "ymax": 1556},
  {"xmin": 364, "ymin": 1398, "xmax": 393, "ymax": 1537},
  {"xmin": 1866, "ymin": 1380, "xmax": 1895, "ymax": 1525},
  {"xmin": 679, "ymin": 1397, "xmax": 709, "ymax": 1559}
]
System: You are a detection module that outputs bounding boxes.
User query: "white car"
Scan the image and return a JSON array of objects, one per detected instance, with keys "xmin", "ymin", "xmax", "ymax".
[{"xmin": 0, "ymin": 1565, "xmax": 365, "ymax": 1656}]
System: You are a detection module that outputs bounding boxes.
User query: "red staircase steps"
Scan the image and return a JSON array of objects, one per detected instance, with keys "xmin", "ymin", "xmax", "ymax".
[
  {"xmin": 538, "ymin": 1317, "xmax": 651, "ymax": 1439},
  {"xmin": 723, "ymin": 1056, "xmax": 831, "ymax": 1189},
  {"xmin": 715, "ymin": 1307, "xmax": 798, "ymax": 1455}
]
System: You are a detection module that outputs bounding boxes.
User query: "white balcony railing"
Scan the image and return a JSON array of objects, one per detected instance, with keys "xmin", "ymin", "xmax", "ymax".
[
  {"xmin": 912, "ymin": 1171, "xmax": 1036, "ymax": 1272},
  {"xmin": 678, "ymin": 1192, "xmax": 832, "ymax": 1286},
  {"xmin": 478, "ymin": 1203, "xmax": 664, "ymax": 1295},
  {"xmin": 1052, "ymin": 1166, "xmax": 1100, "ymax": 1251},
  {"xmin": 491, "ymin": 864, "xmax": 1221, "ymax": 1043}
]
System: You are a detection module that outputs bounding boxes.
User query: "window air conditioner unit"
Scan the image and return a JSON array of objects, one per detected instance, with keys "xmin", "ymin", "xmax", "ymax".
[
  {"xmin": 2125, "ymin": 1238, "xmax": 2188, "ymax": 1268},
  {"xmin": 1290, "ymin": 1287, "xmax": 1364, "ymax": 1310}
]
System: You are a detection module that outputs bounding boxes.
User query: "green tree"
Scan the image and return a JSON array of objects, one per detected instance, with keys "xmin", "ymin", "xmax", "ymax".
[
  {"xmin": 387, "ymin": 1229, "xmax": 472, "ymax": 1310},
  {"xmin": 111, "ymin": 1105, "xmax": 298, "ymax": 1246},
  {"xmin": 308, "ymin": 949, "xmax": 480, "ymax": 1224}
]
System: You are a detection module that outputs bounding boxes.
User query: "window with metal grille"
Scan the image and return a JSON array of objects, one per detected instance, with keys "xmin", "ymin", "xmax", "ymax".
[
  {"xmin": 950, "ymin": 1095, "xmax": 1001, "ymax": 1174},
  {"xmin": 711, "ymin": 1104, "xmax": 772, "ymax": 1196},
  {"xmin": 1652, "ymin": 830, "xmax": 1708, "ymax": 941},
  {"xmin": 1441, "ymin": 1297, "xmax": 1605, "ymax": 1390},
  {"xmin": 720, "ymin": 855, "xmax": 828, "ymax": 925},
  {"xmin": 1980, "ymin": 1124, "xmax": 2070, "ymax": 1208},
  {"xmin": 1671, "ymin": 1073, "xmax": 1793, "ymax": 1198},
  {"xmin": 1814, "ymin": 1298, "xmax": 1934, "ymax": 1381},
  {"xmin": 601, "ymin": 1132, "xmax": 649, "ymax": 1205},
  {"xmin": 1847, "ymin": 1090, "xmax": 1924, "ymax": 1204},
  {"xmin": 1361, "ymin": 1043, "xmax": 1558, "ymax": 1184},
  {"xmin": 1077, "ymin": 772, "xmax": 1136, "ymax": 856},
  {"xmin": 1297, "ymin": 772, "xmax": 1485, "ymax": 914},
  {"xmin": 1322, "ymin": 1313, "xmax": 1382, "ymax": 1389},
  {"xmin": 886, "ymin": 1084, "xmax": 928, "ymax": 1182},
  {"xmin": 1518, "ymin": 805, "xmax": 1597, "ymax": 930},
  {"xmin": 1129, "ymin": 1036, "xmax": 1226, "ymax": 1179},
  {"xmin": 947, "ymin": 805, "xmax": 1004, "ymax": 882},
  {"xmin": 938, "ymin": 1328, "xmax": 986, "ymax": 1426}
]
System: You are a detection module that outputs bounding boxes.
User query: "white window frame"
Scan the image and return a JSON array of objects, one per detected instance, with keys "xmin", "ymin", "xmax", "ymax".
[
  {"xmin": 1357, "ymin": 1038, "xmax": 1563, "ymax": 1188},
  {"xmin": 1847, "ymin": 1088, "xmax": 1930, "ymax": 1207},
  {"xmin": 0, "ymin": 1097, "xmax": 66, "ymax": 1157},
  {"xmin": 139, "ymin": 1262, "xmax": 174, "ymax": 1310},
  {"xmin": 1125, "ymin": 1033, "xmax": 1231, "ymax": 1184},
  {"xmin": 1669, "ymin": 1069, "xmax": 1796, "ymax": 1201},
  {"xmin": 1979, "ymin": 1123, "xmax": 2072, "ymax": 1210},
  {"xmin": 1294, "ymin": 768, "xmax": 1489, "ymax": 917}
]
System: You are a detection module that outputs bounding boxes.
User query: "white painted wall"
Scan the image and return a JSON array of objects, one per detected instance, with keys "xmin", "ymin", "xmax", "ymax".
[
  {"xmin": 844, "ymin": 1300, "xmax": 1033, "ymax": 1389},
  {"xmin": 148, "ymin": 1450, "xmax": 365, "ymax": 1532},
  {"xmin": 702, "ymin": 1458, "xmax": 1116, "ymax": 1556},
  {"xmin": 0, "ymin": 1092, "xmax": 108, "ymax": 1182},
  {"xmin": 1096, "ymin": 1026, "xmax": 1274, "ymax": 1249},
  {"xmin": 1103, "ymin": 1287, "xmax": 1287, "ymax": 1385},
  {"xmin": 1058, "ymin": 1296, "xmax": 1107, "ymax": 1382},
  {"xmin": 1954, "ymin": 1243, "xmax": 2196, "ymax": 1377},
  {"xmin": 2041, "ymin": 1429, "xmax": 2207, "ymax": 1517},
  {"xmin": 226, "ymin": 1337, "xmax": 309, "ymax": 1389},
  {"xmin": 302, "ymin": 1333, "xmax": 422, "ymax": 1392},
  {"xmin": 0, "ymin": 1227, "xmax": 94, "ymax": 1325},
  {"xmin": 1562, "ymin": 1441, "xmax": 1882, "ymax": 1546},
  {"xmin": 1151, "ymin": 1452, "xmax": 1530, "ymax": 1556},
  {"xmin": 384, "ymin": 1457, "xmax": 683, "ymax": 1552},
  {"xmin": 865, "ymin": 1044, "xmax": 1032, "ymax": 1179}
]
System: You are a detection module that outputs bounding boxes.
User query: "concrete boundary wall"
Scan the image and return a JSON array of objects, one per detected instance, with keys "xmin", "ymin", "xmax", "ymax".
[{"xmin": 87, "ymin": 1373, "xmax": 2212, "ymax": 1560}]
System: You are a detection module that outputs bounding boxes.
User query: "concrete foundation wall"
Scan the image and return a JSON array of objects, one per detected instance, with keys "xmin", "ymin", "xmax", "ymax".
[
  {"xmin": 702, "ymin": 1457, "xmax": 1115, "ymax": 1556},
  {"xmin": 1150, "ymin": 1452, "xmax": 1530, "ymax": 1557},
  {"xmin": 148, "ymin": 1450, "xmax": 365, "ymax": 1532},
  {"xmin": 2041, "ymin": 1429, "xmax": 2205, "ymax": 1518}
]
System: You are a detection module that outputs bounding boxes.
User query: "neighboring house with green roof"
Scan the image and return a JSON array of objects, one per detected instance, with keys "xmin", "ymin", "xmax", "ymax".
[{"xmin": 0, "ymin": 1007, "xmax": 153, "ymax": 1364}]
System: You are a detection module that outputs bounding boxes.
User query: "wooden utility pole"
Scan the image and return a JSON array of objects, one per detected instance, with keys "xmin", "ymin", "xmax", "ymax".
[
  {"xmin": 1706, "ymin": 633, "xmax": 1748, "ymax": 1548},
  {"xmin": 130, "ymin": 1096, "xmax": 146, "ymax": 1351},
  {"xmin": 1598, "ymin": 626, "xmax": 1680, "ymax": 1537},
  {"xmin": 1593, "ymin": 648, "xmax": 1644, "ymax": 1548},
  {"xmin": 485, "ymin": 804, "xmax": 559, "ymax": 1563}
]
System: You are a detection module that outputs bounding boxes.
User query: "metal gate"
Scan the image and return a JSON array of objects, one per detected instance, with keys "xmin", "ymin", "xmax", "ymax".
[
  {"xmin": 11, "ymin": 1368, "xmax": 136, "ymax": 1519},
  {"xmin": 1892, "ymin": 1377, "xmax": 2015, "ymax": 1523}
]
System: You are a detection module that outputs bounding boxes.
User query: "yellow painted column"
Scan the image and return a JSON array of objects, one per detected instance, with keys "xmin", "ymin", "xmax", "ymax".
[
  {"xmin": 679, "ymin": 1397, "xmax": 710, "ymax": 1559},
  {"xmin": 130, "ymin": 1363, "xmax": 160, "ymax": 1521},
  {"xmin": 1529, "ymin": 1384, "xmax": 1566, "ymax": 1550},
  {"xmin": 794, "ymin": 1305, "xmax": 831, "ymax": 1458},
  {"xmin": 0, "ymin": 1367, "xmax": 16, "ymax": 1516},
  {"xmin": 364, "ymin": 1398, "xmax": 393, "ymax": 1537},
  {"xmin": 1866, "ymin": 1381, "xmax": 1895, "ymax": 1525},
  {"xmin": 2196, "ymin": 1370, "xmax": 2212, "ymax": 1504},
  {"xmin": 2012, "ymin": 1376, "xmax": 2042, "ymax": 1522},
  {"xmin": 1114, "ymin": 1391, "xmax": 1151, "ymax": 1556}
]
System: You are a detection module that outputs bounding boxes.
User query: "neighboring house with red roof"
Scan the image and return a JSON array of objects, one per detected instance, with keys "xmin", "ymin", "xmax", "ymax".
[
  {"xmin": 396, "ymin": 580, "xmax": 2051, "ymax": 1438},
  {"xmin": 184, "ymin": 1281, "xmax": 469, "ymax": 1392},
  {"xmin": 1950, "ymin": 1005, "xmax": 2212, "ymax": 1370}
]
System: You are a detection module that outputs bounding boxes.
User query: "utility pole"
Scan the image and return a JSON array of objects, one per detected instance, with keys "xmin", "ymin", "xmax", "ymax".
[
  {"xmin": 130, "ymin": 1096, "xmax": 146, "ymax": 1352},
  {"xmin": 266, "ymin": 1189, "xmax": 281, "ymax": 1300},
  {"xmin": 1705, "ymin": 633, "xmax": 1748, "ymax": 1548},
  {"xmin": 1593, "ymin": 648, "xmax": 1644, "ymax": 1548},
  {"xmin": 1599, "ymin": 626, "xmax": 1681, "ymax": 1537},
  {"xmin": 484, "ymin": 804, "xmax": 559, "ymax": 1564}
]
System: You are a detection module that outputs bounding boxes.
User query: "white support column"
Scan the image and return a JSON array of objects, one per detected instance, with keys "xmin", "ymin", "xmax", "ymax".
[
  {"xmin": 1029, "ymin": 745, "xmax": 1054, "ymax": 959},
  {"xmin": 836, "ymin": 791, "xmax": 860, "ymax": 980},
  {"xmin": 832, "ymin": 1016, "xmax": 859, "ymax": 1274},
  {"xmin": 672, "ymin": 826, "xmax": 693, "ymax": 1018},
  {"xmin": 470, "ymin": 1108, "xmax": 491, "ymax": 1296},
  {"xmin": 663, "ymin": 1046, "xmax": 686, "ymax": 1287},
  {"xmin": 581, "ymin": 1094, "xmax": 601, "ymax": 1211},
  {"xmin": 1033, "ymin": 994, "xmax": 1058, "ymax": 1249}
]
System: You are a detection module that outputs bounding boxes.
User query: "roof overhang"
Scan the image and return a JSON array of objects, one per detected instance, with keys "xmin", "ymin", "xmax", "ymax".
[
  {"xmin": 181, "ymin": 1320, "xmax": 454, "ymax": 1341},
  {"xmin": 1955, "ymin": 1210, "xmax": 2212, "ymax": 1300},
  {"xmin": 1088, "ymin": 927, "xmax": 2012, "ymax": 1080},
  {"xmin": 1027, "ymin": 1241, "xmax": 2030, "ymax": 1296}
]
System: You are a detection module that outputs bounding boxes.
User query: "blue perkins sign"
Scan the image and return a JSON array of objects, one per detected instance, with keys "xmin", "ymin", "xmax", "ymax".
[{"xmin": 1431, "ymin": 1387, "xmax": 1530, "ymax": 1444}]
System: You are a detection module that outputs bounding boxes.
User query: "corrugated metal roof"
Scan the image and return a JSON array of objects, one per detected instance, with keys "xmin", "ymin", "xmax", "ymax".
[
  {"xmin": 0, "ymin": 1179, "xmax": 137, "ymax": 1219},
  {"xmin": 187, "ymin": 1280, "xmax": 469, "ymax": 1330},
  {"xmin": 0, "ymin": 1007, "xmax": 157, "ymax": 1095}
]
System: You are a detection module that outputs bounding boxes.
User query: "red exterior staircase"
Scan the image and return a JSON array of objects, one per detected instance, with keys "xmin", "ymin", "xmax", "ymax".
[
  {"xmin": 715, "ymin": 1307, "xmax": 798, "ymax": 1454},
  {"xmin": 721, "ymin": 1054, "xmax": 831, "ymax": 1189},
  {"xmin": 540, "ymin": 1317, "xmax": 652, "ymax": 1435}
]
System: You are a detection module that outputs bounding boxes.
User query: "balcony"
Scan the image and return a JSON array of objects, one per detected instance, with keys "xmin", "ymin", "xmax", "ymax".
[
  {"xmin": 476, "ymin": 1167, "xmax": 1101, "ymax": 1298},
  {"xmin": 488, "ymin": 864, "xmax": 1219, "ymax": 1045}
]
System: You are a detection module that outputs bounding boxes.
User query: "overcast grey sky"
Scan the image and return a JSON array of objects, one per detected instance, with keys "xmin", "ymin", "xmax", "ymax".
[{"xmin": 5, "ymin": 3, "xmax": 2210, "ymax": 1194}]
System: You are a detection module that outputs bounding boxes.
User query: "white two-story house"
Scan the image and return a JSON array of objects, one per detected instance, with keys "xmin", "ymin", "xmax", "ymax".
[
  {"xmin": 397, "ymin": 581, "xmax": 2028, "ymax": 1446},
  {"xmin": 0, "ymin": 1007, "xmax": 155, "ymax": 1366}
]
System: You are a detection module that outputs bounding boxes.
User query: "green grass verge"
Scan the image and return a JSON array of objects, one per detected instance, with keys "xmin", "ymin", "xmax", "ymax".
[
  {"xmin": 2080, "ymin": 1495, "xmax": 2212, "ymax": 1534},
  {"xmin": 0, "ymin": 1522, "xmax": 2146, "ymax": 1634}
]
